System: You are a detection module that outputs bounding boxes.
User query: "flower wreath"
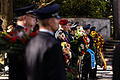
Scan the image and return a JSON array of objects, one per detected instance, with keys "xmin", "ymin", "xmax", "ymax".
[
  {"xmin": 0, "ymin": 29, "xmax": 38, "ymax": 53},
  {"xmin": 90, "ymin": 31, "xmax": 107, "ymax": 69},
  {"xmin": 91, "ymin": 31, "xmax": 104, "ymax": 50},
  {"xmin": 61, "ymin": 42, "xmax": 72, "ymax": 65},
  {"xmin": 71, "ymin": 26, "xmax": 90, "ymax": 55}
]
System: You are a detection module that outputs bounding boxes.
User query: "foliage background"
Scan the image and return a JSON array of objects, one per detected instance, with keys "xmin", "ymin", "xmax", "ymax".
[{"xmin": 13, "ymin": 0, "xmax": 113, "ymax": 18}]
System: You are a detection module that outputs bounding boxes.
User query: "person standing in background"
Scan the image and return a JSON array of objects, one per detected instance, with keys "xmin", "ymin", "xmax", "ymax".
[{"xmin": 82, "ymin": 24, "xmax": 96, "ymax": 80}]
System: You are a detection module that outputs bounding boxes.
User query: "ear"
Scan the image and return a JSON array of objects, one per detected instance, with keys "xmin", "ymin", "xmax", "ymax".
[
  {"xmin": 47, "ymin": 18, "xmax": 53, "ymax": 27},
  {"xmin": 22, "ymin": 15, "xmax": 26, "ymax": 20},
  {"xmin": 22, "ymin": 15, "xmax": 27, "ymax": 25}
]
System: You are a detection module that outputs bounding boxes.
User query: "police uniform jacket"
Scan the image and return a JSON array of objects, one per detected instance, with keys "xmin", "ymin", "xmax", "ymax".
[{"xmin": 25, "ymin": 31, "xmax": 66, "ymax": 80}]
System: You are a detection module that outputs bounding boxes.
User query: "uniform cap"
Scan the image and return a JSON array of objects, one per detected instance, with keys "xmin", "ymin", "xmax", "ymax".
[
  {"xmin": 59, "ymin": 19, "xmax": 68, "ymax": 25},
  {"xmin": 34, "ymin": 4, "xmax": 60, "ymax": 19},
  {"xmin": 83, "ymin": 24, "xmax": 90, "ymax": 30},
  {"xmin": 15, "ymin": 5, "xmax": 36, "ymax": 17}
]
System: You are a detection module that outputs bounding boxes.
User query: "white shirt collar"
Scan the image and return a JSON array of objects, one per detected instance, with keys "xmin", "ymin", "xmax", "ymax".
[
  {"xmin": 17, "ymin": 25, "xmax": 25, "ymax": 28},
  {"xmin": 39, "ymin": 29, "xmax": 54, "ymax": 36}
]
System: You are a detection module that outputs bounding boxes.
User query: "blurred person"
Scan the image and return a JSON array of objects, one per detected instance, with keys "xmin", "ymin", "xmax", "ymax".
[
  {"xmin": 67, "ymin": 21, "xmax": 73, "ymax": 33},
  {"xmin": 0, "ymin": 19, "xmax": 3, "ymax": 33},
  {"xmin": 25, "ymin": 4, "xmax": 66, "ymax": 80},
  {"xmin": 70, "ymin": 24, "xmax": 77, "ymax": 40},
  {"xmin": 8, "ymin": 5, "xmax": 36, "ymax": 80}
]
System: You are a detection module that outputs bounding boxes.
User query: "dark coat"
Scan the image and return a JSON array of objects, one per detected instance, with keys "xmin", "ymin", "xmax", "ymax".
[
  {"xmin": 0, "ymin": 25, "xmax": 3, "ymax": 31},
  {"xmin": 25, "ymin": 32, "xmax": 66, "ymax": 80},
  {"xmin": 8, "ymin": 25, "xmax": 26, "ymax": 80},
  {"xmin": 113, "ymin": 43, "xmax": 120, "ymax": 80}
]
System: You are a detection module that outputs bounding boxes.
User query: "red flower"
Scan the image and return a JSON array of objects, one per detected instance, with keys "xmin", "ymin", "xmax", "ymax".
[
  {"xmin": 24, "ymin": 27, "xmax": 29, "ymax": 32},
  {"xmin": 82, "ymin": 50, "xmax": 85, "ymax": 54},
  {"xmin": 85, "ymin": 37, "xmax": 87, "ymax": 40},
  {"xmin": 9, "ymin": 31, "xmax": 15, "ymax": 35},
  {"xmin": 10, "ymin": 37, "xmax": 18, "ymax": 43},
  {"xmin": 83, "ymin": 39, "xmax": 87, "ymax": 44},
  {"xmin": 64, "ymin": 55, "xmax": 68, "ymax": 62},
  {"xmin": 29, "ymin": 32, "xmax": 37, "ymax": 37},
  {"xmin": 22, "ymin": 38, "xmax": 26, "ymax": 44}
]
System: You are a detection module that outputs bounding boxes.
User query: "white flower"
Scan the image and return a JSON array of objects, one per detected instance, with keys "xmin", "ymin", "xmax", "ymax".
[
  {"xmin": 79, "ymin": 26, "xmax": 84, "ymax": 31},
  {"xmin": 17, "ymin": 31, "xmax": 24, "ymax": 38},
  {"xmin": 5, "ymin": 66, "xmax": 9, "ymax": 71},
  {"xmin": 87, "ymin": 38, "xmax": 90, "ymax": 43},
  {"xmin": 79, "ymin": 32, "xmax": 83, "ymax": 36}
]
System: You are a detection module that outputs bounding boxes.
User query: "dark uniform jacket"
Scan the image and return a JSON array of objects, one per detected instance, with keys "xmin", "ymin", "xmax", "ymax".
[
  {"xmin": 0, "ymin": 25, "xmax": 3, "ymax": 31},
  {"xmin": 25, "ymin": 31, "xmax": 66, "ymax": 80},
  {"xmin": 8, "ymin": 25, "xmax": 26, "ymax": 80}
]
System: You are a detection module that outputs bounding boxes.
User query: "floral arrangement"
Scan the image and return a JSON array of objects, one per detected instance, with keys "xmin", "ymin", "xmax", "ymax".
[
  {"xmin": 0, "ymin": 28, "xmax": 38, "ymax": 53},
  {"xmin": 90, "ymin": 31, "xmax": 107, "ymax": 69},
  {"xmin": 55, "ymin": 27, "xmax": 73, "ymax": 65},
  {"xmin": 55, "ymin": 28, "xmax": 77, "ymax": 78},
  {"xmin": 90, "ymin": 31, "xmax": 104, "ymax": 50},
  {"xmin": 68, "ymin": 26, "xmax": 91, "ymax": 79},
  {"xmin": 61, "ymin": 42, "xmax": 72, "ymax": 65},
  {"xmin": 70, "ymin": 26, "xmax": 90, "ymax": 55}
]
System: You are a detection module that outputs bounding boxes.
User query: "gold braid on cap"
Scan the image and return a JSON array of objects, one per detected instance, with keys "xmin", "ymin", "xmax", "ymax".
[{"xmin": 32, "ymin": 0, "xmax": 55, "ymax": 9}]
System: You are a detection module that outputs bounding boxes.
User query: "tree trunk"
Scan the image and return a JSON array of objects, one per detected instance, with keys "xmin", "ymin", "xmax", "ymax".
[
  {"xmin": 1, "ymin": 0, "xmax": 13, "ymax": 31},
  {"xmin": 113, "ymin": 0, "xmax": 120, "ymax": 40}
]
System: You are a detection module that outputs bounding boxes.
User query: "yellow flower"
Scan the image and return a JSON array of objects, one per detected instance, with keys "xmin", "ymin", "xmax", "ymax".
[
  {"xmin": 102, "ymin": 42, "xmax": 104, "ymax": 44},
  {"xmin": 94, "ymin": 40, "xmax": 96, "ymax": 43},
  {"xmin": 91, "ymin": 31, "xmax": 96, "ymax": 37},
  {"xmin": 100, "ymin": 34, "xmax": 102, "ymax": 37},
  {"xmin": 97, "ymin": 46, "xmax": 99, "ymax": 49},
  {"xmin": 67, "ymin": 43, "xmax": 70, "ymax": 48},
  {"xmin": 41, "ymin": 3, "xmax": 46, "ymax": 6},
  {"xmin": 61, "ymin": 42, "xmax": 71, "ymax": 54},
  {"xmin": 61, "ymin": 42, "xmax": 67, "ymax": 49},
  {"xmin": 66, "ymin": 49, "xmax": 70, "ymax": 54},
  {"xmin": 61, "ymin": 42, "xmax": 66, "ymax": 46}
]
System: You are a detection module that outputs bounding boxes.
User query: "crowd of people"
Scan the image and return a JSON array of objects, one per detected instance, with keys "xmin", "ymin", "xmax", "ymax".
[{"xmin": 0, "ymin": 3, "xmax": 106, "ymax": 80}]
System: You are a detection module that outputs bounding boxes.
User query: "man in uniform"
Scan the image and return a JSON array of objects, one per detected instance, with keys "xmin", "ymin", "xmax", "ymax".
[
  {"xmin": 14, "ymin": 5, "xmax": 36, "ymax": 34},
  {"xmin": 82, "ymin": 24, "xmax": 96, "ymax": 80},
  {"xmin": 55, "ymin": 19, "xmax": 69, "ymax": 42},
  {"xmin": 25, "ymin": 4, "xmax": 66, "ymax": 80},
  {"xmin": 70, "ymin": 24, "xmax": 77, "ymax": 40},
  {"xmin": 8, "ymin": 5, "xmax": 36, "ymax": 80},
  {"xmin": 55, "ymin": 19, "xmax": 73, "ymax": 64}
]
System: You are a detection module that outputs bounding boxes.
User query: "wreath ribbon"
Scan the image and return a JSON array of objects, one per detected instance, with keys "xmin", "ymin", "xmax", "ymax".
[
  {"xmin": 99, "ymin": 49, "xmax": 107, "ymax": 70},
  {"xmin": 87, "ymin": 48, "xmax": 96, "ymax": 69}
]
